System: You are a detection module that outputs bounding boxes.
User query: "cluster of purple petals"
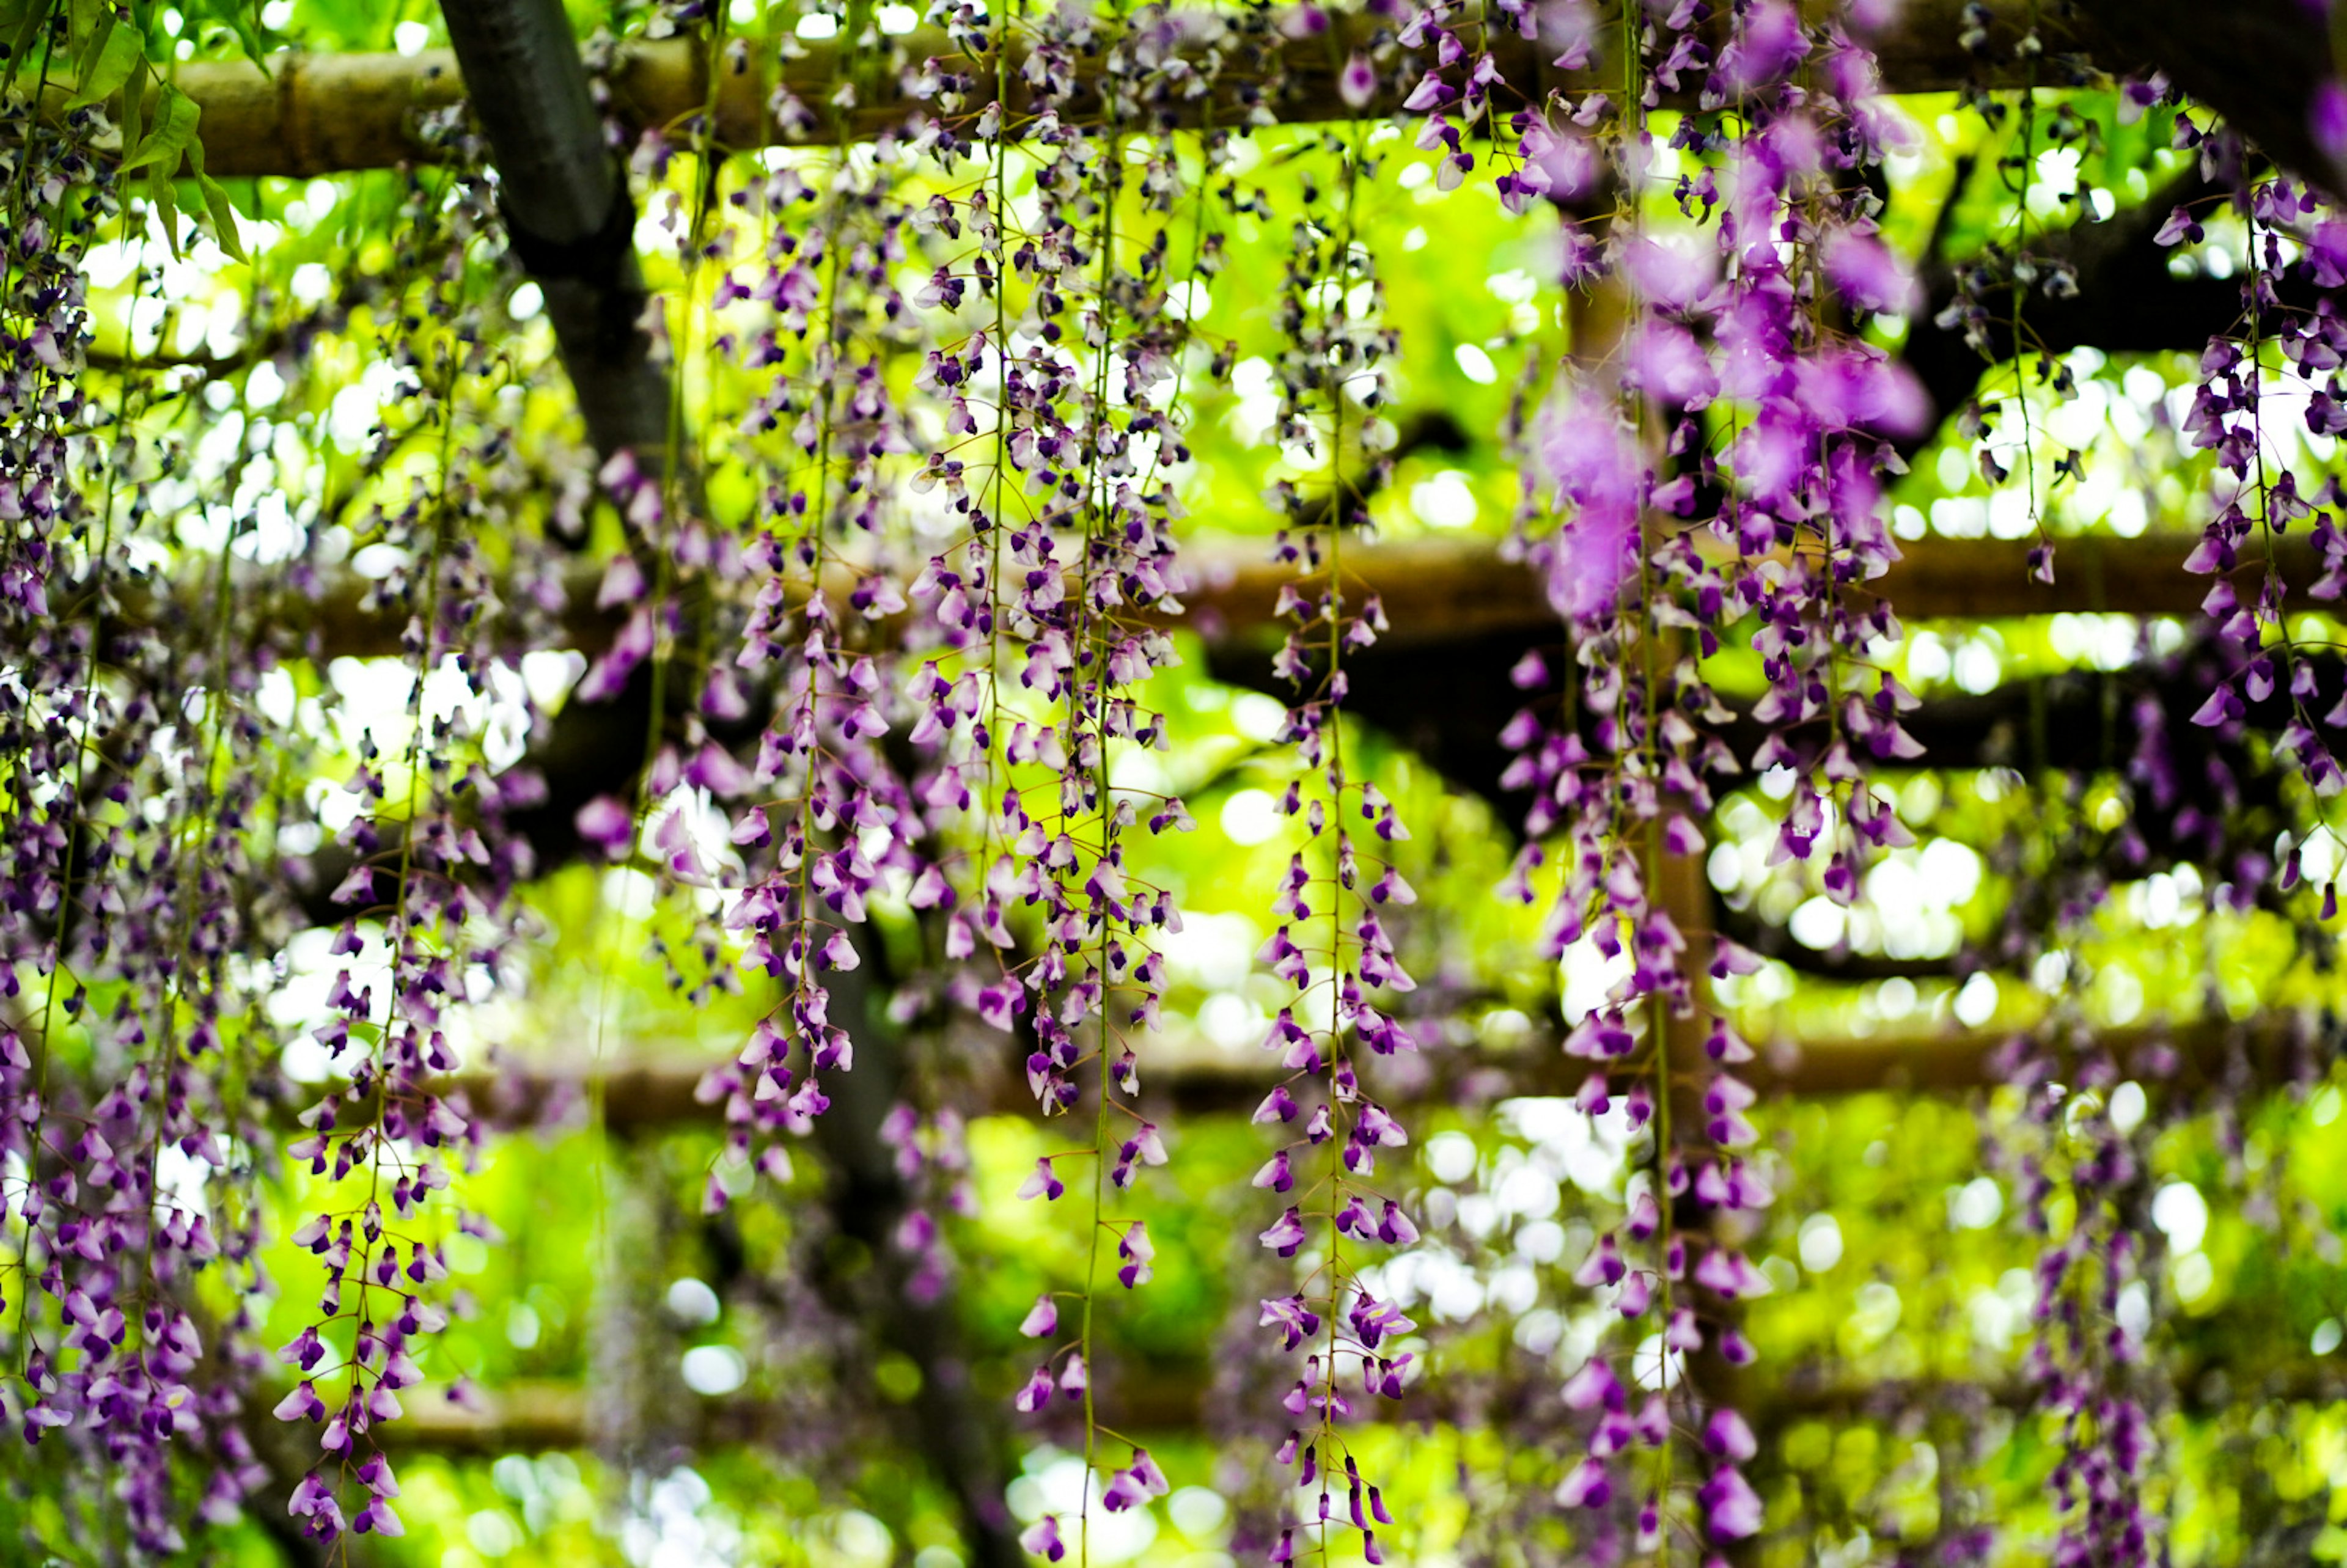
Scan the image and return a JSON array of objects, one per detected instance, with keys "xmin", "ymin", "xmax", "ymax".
[
  {"xmin": 1248, "ymin": 524, "xmax": 1423, "ymax": 1565},
  {"xmin": 21, "ymin": 0, "xmax": 2347, "ymax": 1552},
  {"xmin": 1468, "ymin": 0, "xmax": 1924, "ymax": 1551},
  {"xmin": 1236, "ymin": 86, "xmax": 1428, "ymax": 1560},
  {"xmin": 2172, "ymin": 145, "xmax": 2347, "ymax": 909},
  {"xmin": 0, "ymin": 91, "xmax": 296, "ymax": 1551},
  {"xmin": 879, "ymin": 1102, "xmax": 977, "ymax": 1304},
  {"xmin": 892, "ymin": 2, "xmax": 1208, "ymax": 1540},
  {"xmin": 669, "ymin": 83, "xmax": 932, "ymax": 1205},
  {"xmin": 269, "ymin": 163, "xmax": 549, "ymax": 1545},
  {"xmin": 1994, "ymin": 1024, "xmax": 2162, "ymax": 1568}
]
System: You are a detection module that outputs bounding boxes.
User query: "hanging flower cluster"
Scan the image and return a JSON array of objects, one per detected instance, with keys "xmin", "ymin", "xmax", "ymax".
[
  {"xmin": 1474, "ymin": 0, "xmax": 1928, "ymax": 1550},
  {"xmin": 269, "ymin": 145, "xmax": 558, "ymax": 1543},
  {"xmin": 1984, "ymin": 923, "xmax": 2165, "ymax": 1566},
  {"xmin": 933, "ymin": 2, "xmax": 1208, "ymax": 1536},
  {"xmin": 2174, "ymin": 147, "xmax": 2347, "ymax": 882},
  {"xmin": 0, "ymin": 23, "xmax": 543, "ymax": 1547},
  {"xmin": 1241, "ymin": 116, "xmax": 1430, "ymax": 1566},
  {"xmin": 0, "ymin": 89, "xmax": 287, "ymax": 1554},
  {"xmin": 680, "ymin": 57, "xmax": 933, "ymax": 1204}
]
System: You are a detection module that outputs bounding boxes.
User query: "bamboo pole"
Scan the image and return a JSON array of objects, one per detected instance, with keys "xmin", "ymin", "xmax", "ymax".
[
  {"xmin": 382, "ymin": 1322, "xmax": 2344, "ymax": 1454},
  {"xmin": 229, "ymin": 532, "xmax": 2299, "ymax": 666},
  {"xmin": 109, "ymin": 0, "xmax": 2104, "ymax": 178},
  {"xmin": 411, "ymin": 1004, "xmax": 2315, "ymax": 1149}
]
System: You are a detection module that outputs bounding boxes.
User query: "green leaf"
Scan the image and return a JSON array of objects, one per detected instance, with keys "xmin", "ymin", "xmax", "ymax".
[
  {"xmin": 118, "ymin": 79, "xmax": 196, "ymax": 174},
  {"xmin": 186, "ymin": 139, "xmax": 246, "ymax": 264},
  {"xmin": 64, "ymin": 11, "xmax": 139, "ymax": 108},
  {"xmin": 196, "ymin": 174, "xmax": 244, "ymax": 262},
  {"xmin": 117, "ymin": 52, "xmax": 145, "ymax": 160},
  {"xmin": 0, "ymin": 0, "xmax": 48, "ymax": 68},
  {"xmin": 145, "ymin": 163, "xmax": 180, "ymax": 257},
  {"xmin": 197, "ymin": 0, "xmax": 268, "ymax": 67},
  {"xmin": 65, "ymin": 0, "xmax": 103, "ymax": 52}
]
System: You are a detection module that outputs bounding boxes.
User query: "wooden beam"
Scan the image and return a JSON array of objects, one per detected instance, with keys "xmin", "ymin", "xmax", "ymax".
[
  {"xmin": 236, "ymin": 532, "xmax": 2279, "ymax": 668},
  {"xmin": 1865, "ymin": 533, "xmax": 2310, "ymax": 624},
  {"xmin": 406, "ymin": 1005, "xmax": 2315, "ymax": 1151},
  {"xmin": 383, "ymin": 1344, "xmax": 2345, "ymax": 1455},
  {"xmin": 120, "ymin": 0, "xmax": 2109, "ymax": 179},
  {"xmin": 1190, "ymin": 530, "xmax": 2310, "ymax": 647}
]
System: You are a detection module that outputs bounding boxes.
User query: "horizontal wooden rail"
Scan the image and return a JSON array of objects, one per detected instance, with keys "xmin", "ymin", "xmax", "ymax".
[
  {"xmin": 383, "ymin": 1344, "xmax": 2341, "ymax": 1456},
  {"xmin": 1184, "ymin": 530, "xmax": 2309, "ymax": 645},
  {"xmin": 248, "ymin": 532, "xmax": 2290, "ymax": 667},
  {"xmin": 411, "ymin": 1006, "xmax": 2315, "ymax": 1148},
  {"xmin": 114, "ymin": 0, "xmax": 2101, "ymax": 178},
  {"xmin": 1862, "ymin": 533, "xmax": 2312, "ymax": 624}
]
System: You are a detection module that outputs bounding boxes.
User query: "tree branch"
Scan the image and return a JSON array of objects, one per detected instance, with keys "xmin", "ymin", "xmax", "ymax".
[{"xmin": 438, "ymin": 0, "xmax": 672, "ymax": 467}]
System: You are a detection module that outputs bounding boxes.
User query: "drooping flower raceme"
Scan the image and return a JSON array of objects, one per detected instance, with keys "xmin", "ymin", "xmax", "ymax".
[{"xmin": 1477, "ymin": 0, "xmax": 1922, "ymax": 1550}]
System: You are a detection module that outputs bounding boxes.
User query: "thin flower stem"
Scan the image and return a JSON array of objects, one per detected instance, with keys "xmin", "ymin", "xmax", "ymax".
[{"xmin": 1078, "ymin": 65, "xmax": 1124, "ymax": 1568}]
